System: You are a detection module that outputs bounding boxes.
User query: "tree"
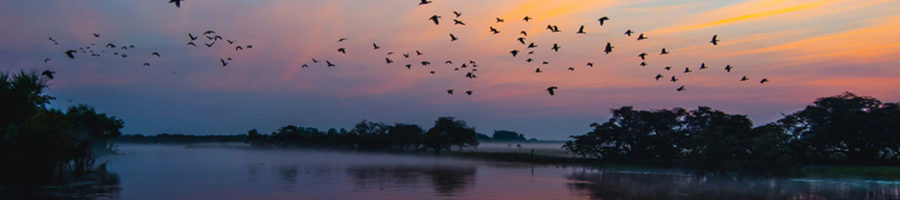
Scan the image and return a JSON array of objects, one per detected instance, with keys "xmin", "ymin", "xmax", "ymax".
[
  {"xmin": 388, "ymin": 123, "xmax": 424, "ymax": 151},
  {"xmin": 492, "ymin": 130, "xmax": 526, "ymax": 141},
  {"xmin": 423, "ymin": 117, "xmax": 478, "ymax": 155},
  {"xmin": 351, "ymin": 120, "xmax": 391, "ymax": 150}
]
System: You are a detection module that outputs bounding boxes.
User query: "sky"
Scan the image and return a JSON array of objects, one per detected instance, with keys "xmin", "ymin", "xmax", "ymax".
[{"xmin": 1, "ymin": 0, "xmax": 898, "ymax": 140}]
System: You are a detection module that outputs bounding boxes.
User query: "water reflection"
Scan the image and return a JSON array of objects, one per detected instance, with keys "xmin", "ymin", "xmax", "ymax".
[
  {"xmin": 0, "ymin": 172, "xmax": 121, "ymax": 200},
  {"xmin": 567, "ymin": 168, "xmax": 900, "ymax": 200},
  {"xmin": 346, "ymin": 165, "xmax": 476, "ymax": 196}
]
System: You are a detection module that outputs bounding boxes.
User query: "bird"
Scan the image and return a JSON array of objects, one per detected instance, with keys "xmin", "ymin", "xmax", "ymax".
[
  {"xmin": 568, "ymin": 67, "xmax": 575, "ymax": 71},
  {"xmin": 490, "ymin": 27, "xmax": 500, "ymax": 34},
  {"xmin": 546, "ymin": 86, "xmax": 558, "ymax": 95},
  {"xmin": 405, "ymin": 64, "xmax": 412, "ymax": 69},
  {"xmin": 535, "ymin": 68, "xmax": 542, "ymax": 73},
  {"xmin": 760, "ymin": 78, "xmax": 769, "ymax": 84},
  {"xmin": 725, "ymin": 65, "xmax": 733, "ymax": 72},
  {"xmin": 421, "ymin": 61, "xmax": 431, "ymax": 66},
  {"xmin": 169, "ymin": 0, "xmax": 183, "ymax": 8},
  {"xmin": 226, "ymin": 39, "xmax": 236, "ymax": 44},
  {"xmin": 664, "ymin": 66, "xmax": 671, "ymax": 71},
  {"xmin": 655, "ymin": 74, "xmax": 663, "ymax": 81},
  {"xmin": 637, "ymin": 33, "xmax": 648, "ymax": 40},
  {"xmin": 671, "ymin": 76, "xmax": 678, "ymax": 82},
  {"xmin": 449, "ymin": 33, "xmax": 458, "ymax": 41},
  {"xmin": 453, "ymin": 11, "xmax": 461, "ymax": 17},
  {"xmin": 41, "ymin": 70, "xmax": 55, "ymax": 79},
  {"xmin": 151, "ymin": 52, "xmax": 160, "ymax": 57},
  {"xmin": 419, "ymin": 0, "xmax": 431, "ymax": 5},
  {"xmin": 403, "ymin": 53, "xmax": 409, "ymax": 58},
  {"xmin": 510, "ymin": 50, "xmax": 519, "ymax": 57},
  {"xmin": 453, "ymin": 19, "xmax": 465, "ymax": 25},
  {"xmin": 205, "ymin": 42, "xmax": 214, "ymax": 47},
  {"xmin": 598, "ymin": 16, "xmax": 610, "ymax": 25},
  {"xmin": 520, "ymin": 31, "xmax": 527, "ymax": 36},
  {"xmin": 528, "ymin": 51, "xmax": 534, "ymax": 54},
  {"xmin": 676, "ymin": 86, "xmax": 685, "ymax": 92},
  {"xmin": 187, "ymin": 42, "xmax": 197, "ymax": 47},
  {"xmin": 213, "ymin": 35, "xmax": 223, "ymax": 41},
  {"xmin": 576, "ymin": 25, "xmax": 586, "ymax": 34},
  {"xmin": 429, "ymin": 15, "xmax": 441, "ymax": 25},
  {"xmin": 44, "ymin": 58, "xmax": 50, "ymax": 63},
  {"xmin": 447, "ymin": 89, "xmax": 453, "ymax": 94},
  {"xmin": 65, "ymin": 50, "xmax": 76, "ymax": 59},
  {"xmin": 711, "ymin": 35, "xmax": 720, "ymax": 45},
  {"xmin": 141, "ymin": 62, "xmax": 151, "ymax": 67},
  {"xmin": 189, "ymin": 33, "xmax": 198, "ymax": 41},
  {"xmin": 604, "ymin": 42, "xmax": 614, "ymax": 54},
  {"xmin": 551, "ymin": 43, "xmax": 560, "ymax": 52},
  {"xmin": 387, "ymin": 52, "xmax": 394, "ymax": 55},
  {"xmin": 373, "ymin": 43, "xmax": 380, "ymax": 50},
  {"xmin": 741, "ymin": 76, "xmax": 749, "ymax": 81},
  {"xmin": 699, "ymin": 63, "xmax": 707, "ymax": 70},
  {"xmin": 660, "ymin": 48, "xmax": 669, "ymax": 55},
  {"xmin": 326, "ymin": 60, "xmax": 335, "ymax": 67},
  {"xmin": 638, "ymin": 53, "xmax": 648, "ymax": 60},
  {"xmin": 517, "ymin": 37, "xmax": 526, "ymax": 44},
  {"xmin": 526, "ymin": 58, "xmax": 533, "ymax": 63},
  {"xmin": 220, "ymin": 59, "xmax": 228, "ymax": 67},
  {"xmin": 416, "ymin": 50, "xmax": 423, "ymax": 56},
  {"xmin": 527, "ymin": 43, "xmax": 537, "ymax": 48},
  {"xmin": 465, "ymin": 72, "xmax": 476, "ymax": 78},
  {"xmin": 587, "ymin": 63, "xmax": 594, "ymax": 67},
  {"xmin": 465, "ymin": 90, "xmax": 473, "ymax": 95},
  {"xmin": 338, "ymin": 48, "xmax": 345, "ymax": 54},
  {"xmin": 93, "ymin": 33, "xmax": 99, "ymax": 38},
  {"xmin": 227, "ymin": 57, "xmax": 232, "ymax": 61},
  {"xmin": 430, "ymin": 71, "xmax": 435, "ymax": 74},
  {"xmin": 523, "ymin": 16, "xmax": 532, "ymax": 22},
  {"xmin": 542, "ymin": 61, "xmax": 549, "ymax": 65},
  {"xmin": 461, "ymin": 63, "xmax": 468, "ymax": 68},
  {"xmin": 106, "ymin": 43, "xmax": 116, "ymax": 48},
  {"xmin": 546, "ymin": 25, "xmax": 560, "ymax": 32},
  {"xmin": 445, "ymin": 60, "xmax": 453, "ymax": 64},
  {"xmin": 496, "ymin": 18, "xmax": 504, "ymax": 23},
  {"xmin": 684, "ymin": 67, "xmax": 692, "ymax": 73},
  {"xmin": 246, "ymin": 45, "xmax": 253, "ymax": 49},
  {"xmin": 385, "ymin": 58, "xmax": 393, "ymax": 64},
  {"xmin": 625, "ymin": 29, "xmax": 633, "ymax": 36},
  {"xmin": 640, "ymin": 62, "xmax": 647, "ymax": 67},
  {"xmin": 301, "ymin": 64, "xmax": 308, "ymax": 68},
  {"xmin": 312, "ymin": 58, "xmax": 319, "ymax": 63},
  {"xmin": 203, "ymin": 30, "xmax": 215, "ymax": 35}
]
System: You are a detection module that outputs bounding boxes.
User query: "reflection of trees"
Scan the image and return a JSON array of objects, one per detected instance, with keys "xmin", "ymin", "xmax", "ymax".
[
  {"xmin": 0, "ymin": 171, "xmax": 121, "ymax": 199},
  {"xmin": 346, "ymin": 165, "xmax": 476, "ymax": 196},
  {"xmin": 566, "ymin": 169, "xmax": 900, "ymax": 199}
]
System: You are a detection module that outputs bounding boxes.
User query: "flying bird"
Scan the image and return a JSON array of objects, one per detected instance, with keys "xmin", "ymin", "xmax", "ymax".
[
  {"xmin": 453, "ymin": 11, "xmax": 461, "ymax": 17},
  {"xmin": 445, "ymin": 60, "xmax": 452, "ymax": 64},
  {"xmin": 450, "ymin": 33, "xmax": 458, "ymax": 41},
  {"xmin": 429, "ymin": 15, "xmax": 441, "ymax": 25},
  {"xmin": 490, "ymin": 27, "xmax": 500, "ymax": 34},
  {"xmin": 226, "ymin": 39, "xmax": 236, "ymax": 44},
  {"xmin": 535, "ymin": 68, "xmax": 542, "ymax": 73},
  {"xmin": 527, "ymin": 43, "xmax": 537, "ymax": 48},
  {"xmin": 660, "ymin": 48, "xmax": 669, "ymax": 55},
  {"xmin": 542, "ymin": 61, "xmax": 549, "ymax": 65},
  {"xmin": 576, "ymin": 25, "xmax": 586, "ymax": 34},
  {"xmin": 526, "ymin": 58, "xmax": 533, "ymax": 63},
  {"xmin": 638, "ymin": 53, "xmax": 647, "ymax": 60},
  {"xmin": 741, "ymin": 76, "xmax": 749, "ymax": 81},
  {"xmin": 655, "ymin": 74, "xmax": 663, "ymax": 81},
  {"xmin": 421, "ymin": 61, "xmax": 431, "ymax": 66},
  {"xmin": 598, "ymin": 16, "xmax": 609, "ymax": 25},
  {"xmin": 189, "ymin": 33, "xmax": 198, "ymax": 41},
  {"xmin": 546, "ymin": 86, "xmax": 558, "ymax": 96},
  {"xmin": 205, "ymin": 42, "xmax": 215, "ymax": 47},
  {"xmin": 447, "ymin": 90, "xmax": 453, "ymax": 94},
  {"xmin": 760, "ymin": 78, "xmax": 769, "ymax": 84},
  {"xmin": 517, "ymin": 37, "xmax": 526, "ymax": 44},
  {"xmin": 416, "ymin": 50, "xmax": 423, "ymax": 56},
  {"xmin": 419, "ymin": 0, "xmax": 431, "ymax": 5},
  {"xmin": 406, "ymin": 64, "xmax": 412, "ymax": 69},
  {"xmin": 453, "ymin": 19, "xmax": 465, "ymax": 25},
  {"xmin": 187, "ymin": 42, "xmax": 197, "ymax": 47},
  {"xmin": 65, "ymin": 50, "xmax": 76, "ymax": 59},
  {"xmin": 640, "ymin": 62, "xmax": 647, "ymax": 67},
  {"xmin": 604, "ymin": 42, "xmax": 613, "ymax": 54},
  {"xmin": 684, "ymin": 67, "xmax": 692, "ymax": 73},
  {"xmin": 326, "ymin": 60, "xmax": 335, "ymax": 67},
  {"xmin": 587, "ymin": 63, "xmax": 594, "ymax": 67},
  {"xmin": 337, "ymin": 48, "xmax": 345, "ymax": 54},
  {"xmin": 41, "ymin": 70, "xmax": 55, "ymax": 79},
  {"xmin": 246, "ymin": 45, "xmax": 253, "ymax": 49},
  {"xmin": 520, "ymin": 31, "xmax": 527, "ymax": 36},
  {"xmin": 143, "ymin": 63, "xmax": 150, "ymax": 66},
  {"xmin": 385, "ymin": 58, "xmax": 393, "ymax": 64},
  {"xmin": 551, "ymin": 43, "xmax": 560, "ymax": 52},
  {"xmin": 637, "ymin": 33, "xmax": 648, "ymax": 40},
  {"xmin": 725, "ymin": 65, "xmax": 733, "ymax": 72},
  {"xmin": 373, "ymin": 43, "xmax": 380, "ymax": 49},
  {"xmin": 44, "ymin": 58, "xmax": 50, "ymax": 63},
  {"xmin": 496, "ymin": 18, "xmax": 504, "ymax": 23},
  {"xmin": 403, "ymin": 53, "xmax": 409, "ymax": 58},
  {"xmin": 220, "ymin": 59, "xmax": 228, "ymax": 67},
  {"xmin": 93, "ymin": 33, "xmax": 100, "ymax": 38},
  {"xmin": 203, "ymin": 30, "xmax": 215, "ymax": 35},
  {"xmin": 625, "ymin": 29, "xmax": 633, "ymax": 36},
  {"xmin": 676, "ymin": 86, "xmax": 685, "ymax": 92},
  {"xmin": 523, "ymin": 16, "xmax": 532, "ymax": 22},
  {"xmin": 301, "ymin": 64, "xmax": 308, "ymax": 68},
  {"xmin": 465, "ymin": 90, "xmax": 473, "ymax": 95},
  {"xmin": 546, "ymin": 25, "xmax": 560, "ymax": 32},
  {"xmin": 430, "ymin": 71, "xmax": 435, "ymax": 74},
  {"xmin": 169, "ymin": 0, "xmax": 183, "ymax": 8},
  {"xmin": 664, "ymin": 66, "xmax": 671, "ymax": 71},
  {"xmin": 671, "ymin": 76, "xmax": 678, "ymax": 82},
  {"xmin": 151, "ymin": 52, "xmax": 160, "ymax": 57},
  {"xmin": 312, "ymin": 58, "xmax": 319, "ymax": 63},
  {"xmin": 337, "ymin": 38, "xmax": 348, "ymax": 42},
  {"xmin": 699, "ymin": 63, "xmax": 707, "ymax": 69},
  {"xmin": 106, "ymin": 43, "xmax": 116, "ymax": 48},
  {"xmin": 510, "ymin": 50, "xmax": 520, "ymax": 57},
  {"xmin": 711, "ymin": 35, "xmax": 720, "ymax": 45},
  {"xmin": 568, "ymin": 67, "xmax": 575, "ymax": 71}
]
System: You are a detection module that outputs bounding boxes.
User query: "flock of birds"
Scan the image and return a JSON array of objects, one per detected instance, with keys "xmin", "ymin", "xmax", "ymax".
[{"xmin": 40, "ymin": 0, "xmax": 771, "ymax": 97}]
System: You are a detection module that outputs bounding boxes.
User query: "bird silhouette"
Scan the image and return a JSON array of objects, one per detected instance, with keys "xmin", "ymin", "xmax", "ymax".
[
  {"xmin": 430, "ymin": 71, "xmax": 435, "ymax": 74},
  {"xmin": 416, "ymin": 50, "xmax": 423, "ymax": 56},
  {"xmin": 655, "ymin": 74, "xmax": 663, "ymax": 81},
  {"xmin": 699, "ymin": 63, "xmax": 707, "ymax": 70},
  {"xmin": 526, "ymin": 58, "xmax": 534, "ymax": 63},
  {"xmin": 711, "ymin": 35, "xmax": 720, "ymax": 45},
  {"xmin": 637, "ymin": 33, "xmax": 648, "ymax": 40},
  {"xmin": 44, "ymin": 58, "xmax": 50, "ymax": 63},
  {"xmin": 453, "ymin": 11, "xmax": 461, "ymax": 17},
  {"xmin": 387, "ymin": 52, "xmax": 394, "ymax": 55},
  {"xmin": 106, "ymin": 43, "xmax": 116, "ymax": 48},
  {"xmin": 453, "ymin": 19, "xmax": 465, "ymax": 25},
  {"xmin": 510, "ymin": 50, "xmax": 519, "ymax": 57},
  {"xmin": 546, "ymin": 86, "xmax": 558, "ymax": 95},
  {"xmin": 188, "ymin": 33, "xmax": 198, "ymax": 41},
  {"xmin": 568, "ymin": 67, "xmax": 575, "ymax": 71},
  {"xmin": 465, "ymin": 90, "xmax": 473, "ymax": 95},
  {"xmin": 421, "ymin": 61, "xmax": 431, "ymax": 66},
  {"xmin": 625, "ymin": 29, "xmax": 633, "ymax": 36},
  {"xmin": 461, "ymin": 63, "xmax": 468, "ymax": 68},
  {"xmin": 187, "ymin": 42, "xmax": 197, "ymax": 47},
  {"xmin": 640, "ymin": 62, "xmax": 647, "ymax": 67},
  {"xmin": 465, "ymin": 72, "xmax": 476, "ymax": 78},
  {"xmin": 450, "ymin": 33, "xmax": 458, "ymax": 41},
  {"xmin": 684, "ymin": 67, "xmax": 691, "ymax": 73},
  {"xmin": 226, "ymin": 39, "xmax": 236, "ymax": 44},
  {"xmin": 577, "ymin": 25, "xmax": 586, "ymax": 34},
  {"xmin": 447, "ymin": 89, "xmax": 453, "ymax": 94},
  {"xmin": 605, "ymin": 42, "xmax": 614, "ymax": 54},
  {"xmin": 246, "ymin": 45, "xmax": 253, "ymax": 49},
  {"xmin": 638, "ymin": 53, "xmax": 647, "ymax": 60},
  {"xmin": 660, "ymin": 48, "xmax": 669, "ymax": 55},
  {"xmin": 312, "ymin": 58, "xmax": 319, "ymax": 63},
  {"xmin": 760, "ymin": 78, "xmax": 769, "ymax": 84},
  {"xmin": 671, "ymin": 76, "xmax": 678, "ymax": 82},
  {"xmin": 445, "ymin": 60, "xmax": 453, "ymax": 64},
  {"xmin": 203, "ymin": 30, "xmax": 215, "ymax": 35},
  {"xmin": 93, "ymin": 33, "xmax": 99, "ymax": 37},
  {"xmin": 598, "ymin": 16, "xmax": 610, "ymax": 25},
  {"xmin": 725, "ymin": 65, "xmax": 733, "ymax": 72},
  {"xmin": 227, "ymin": 57, "xmax": 232, "ymax": 61},
  {"xmin": 169, "ymin": 0, "xmax": 183, "ymax": 8},
  {"xmin": 301, "ymin": 64, "xmax": 308, "ymax": 68},
  {"xmin": 41, "ymin": 70, "xmax": 55, "ymax": 79},
  {"xmin": 419, "ymin": 0, "xmax": 431, "ymax": 5},
  {"xmin": 326, "ymin": 60, "xmax": 335, "ymax": 67},
  {"xmin": 338, "ymin": 48, "xmax": 345, "ymax": 54},
  {"xmin": 65, "ymin": 50, "xmax": 76, "ymax": 59},
  {"xmin": 385, "ymin": 58, "xmax": 393, "ymax": 64},
  {"xmin": 334, "ymin": 38, "xmax": 349, "ymax": 43},
  {"xmin": 406, "ymin": 64, "xmax": 412, "ymax": 69},
  {"xmin": 496, "ymin": 18, "xmax": 504, "ymax": 23},
  {"xmin": 151, "ymin": 52, "xmax": 160, "ymax": 57},
  {"xmin": 205, "ymin": 42, "xmax": 215, "ymax": 47},
  {"xmin": 220, "ymin": 59, "xmax": 228, "ymax": 67},
  {"xmin": 546, "ymin": 25, "xmax": 560, "ymax": 32},
  {"xmin": 535, "ymin": 68, "xmax": 542, "ymax": 73},
  {"xmin": 403, "ymin": 53, "xmax": 409, "ymax": 58},
  {"xmin": 143, "ymin": 63, "xmax": 150, "ymax": 66},
  {"xmin": 664, "ymin": 66, "xmax": 672, "ymax": 71},
  {"xmin": 587, "ymin": 62, "xmax": 594, "ymax": 67},
  {"xmin": 677, "ymin": 86, "xmax": 685, "ymax": 92},
  {"xmin": 542, "ymin": 61, "xmax": 549, "ymax": 65},
  {"xmin": 373, "ymin": 43, "xmax": 380, "ymax": 50},
  {"xmin": 429, "ymin": 15, "xmax": 441, "ymax": 25},
  {"xmin": 213, "ymin": 35, "xmax": 223, "ymax": 41},
  {"xmin": 520, "ymin": 31, "xmax": 527, "ymax": 36},
  {"xmin": 517, "ymin": 37, "xmax": 526, "ymax": 44},
  {"xmin": 527, "ymin": 43, "xmax": 537, "ymax": 48},
  {"xmin": 523, "ymin": 16, "xmax": 532, "ymax": 22},
  {"xmin": 490, "ymin": 27, "xmax": 500, "ymax": 34},
  {"xmin": 551, "ymin": 43, "xmax": 560, "ymax": 52},
  {"xmin": 740, "ymin": 76, "xmax": 748, "ymax": 81},
  {"xmin": 528, "ymin": 51, "xmax": 534, "ymax": 54}
]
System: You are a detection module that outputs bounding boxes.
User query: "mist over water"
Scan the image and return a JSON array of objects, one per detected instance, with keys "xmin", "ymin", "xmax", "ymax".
[{"xmin": 8, "ymin": 144, "xmax": 899, "ymax": 199}]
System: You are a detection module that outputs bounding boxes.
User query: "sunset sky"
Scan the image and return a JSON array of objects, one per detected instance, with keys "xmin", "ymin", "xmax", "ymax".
[{"xmin": 1, "ymin": 0, "xmax": 898, "ymax": 140}]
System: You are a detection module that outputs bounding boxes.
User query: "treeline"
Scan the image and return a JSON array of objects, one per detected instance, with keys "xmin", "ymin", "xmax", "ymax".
[
  {"xmin": 245, "ymin": 117, "xmax": 479, "ymax": 155},
  {"xmin": 564, "ymin": 92, "xmax": 900, "ymax": 175},
  {"xmin": 0, "ymin": 71, "xmax": 124, "ymax": 183},
  {"xmin": 117, "ymin": 133, "xmax": 247, "ymax": 144}
]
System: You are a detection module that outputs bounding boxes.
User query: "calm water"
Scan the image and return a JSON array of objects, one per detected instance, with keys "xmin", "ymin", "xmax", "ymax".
[{"xmin": 5, "ymin": 144, "xmax": 900, "ymax": 199}]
